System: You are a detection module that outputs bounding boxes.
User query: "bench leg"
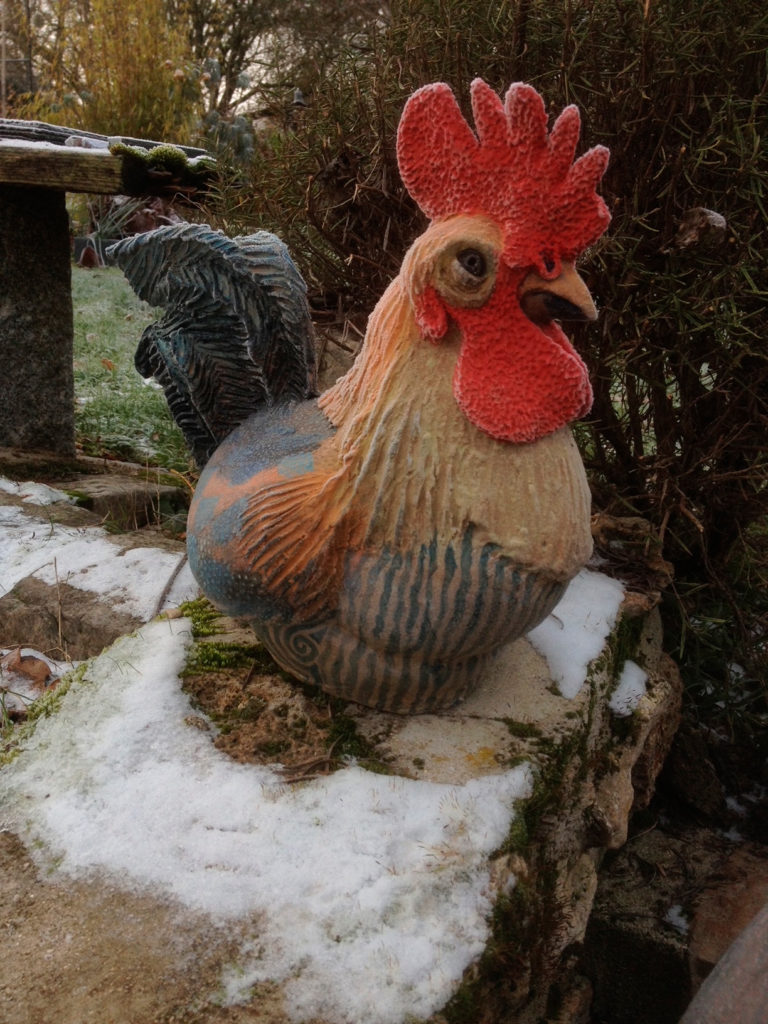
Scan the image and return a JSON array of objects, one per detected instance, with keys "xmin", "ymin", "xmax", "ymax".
[{"xmin": 0, "ymin": 185, "xmax": 75, "ymax": 455}]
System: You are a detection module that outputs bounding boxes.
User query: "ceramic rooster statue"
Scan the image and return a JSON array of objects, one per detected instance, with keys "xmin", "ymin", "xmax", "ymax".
[{"xmin": 112, "ymin": 79, "xmax": 610, "ymax": 713}]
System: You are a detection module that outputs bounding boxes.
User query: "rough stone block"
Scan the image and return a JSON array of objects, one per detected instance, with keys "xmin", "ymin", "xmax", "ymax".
[
  {"xmin": 0, "ymin": 186, "xmax": 75, "ymax": 454},
  {"xmin": 0, "ymin": 482, "xmax": 683, "ymax": 1023}
]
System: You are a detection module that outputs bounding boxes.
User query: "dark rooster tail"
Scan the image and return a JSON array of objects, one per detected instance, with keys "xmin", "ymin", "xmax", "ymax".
[{"xmin": 109, "ymin": 225, "xmax": 318, "ymax": 467}]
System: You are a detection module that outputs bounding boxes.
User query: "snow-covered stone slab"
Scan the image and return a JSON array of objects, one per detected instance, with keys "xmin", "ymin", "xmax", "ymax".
[
  {"xmin": 0, "ymin": 472, "xmax": 681, "ymax": 1023},
  {"xmin": 1, "ymin": 618, "xmax": 535, "ymax": 1024},
  {"xmin": 0, "ymin": 589, "xmax": 681, "ymax": 1022}
]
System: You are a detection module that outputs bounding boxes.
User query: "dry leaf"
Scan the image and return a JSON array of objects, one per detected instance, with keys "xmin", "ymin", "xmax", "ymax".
[{"xmin": 1, "ymin": 647, "xmax": 58, "ymax": 691}]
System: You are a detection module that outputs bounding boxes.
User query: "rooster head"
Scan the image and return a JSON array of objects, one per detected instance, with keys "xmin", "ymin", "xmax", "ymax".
[{"xmin": 396, "ymin": 79, "xmax": 610, "ymax": 443}]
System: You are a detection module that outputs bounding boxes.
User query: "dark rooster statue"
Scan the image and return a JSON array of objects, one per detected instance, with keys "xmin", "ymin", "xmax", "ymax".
[{"xmin": 112, "ymin": 80, "xmax": 610, "ymax": 713}]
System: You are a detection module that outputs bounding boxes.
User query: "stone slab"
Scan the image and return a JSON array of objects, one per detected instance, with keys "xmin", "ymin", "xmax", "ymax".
[
  {"xmin": 0, "ymin": 475, "xmax": 683, "ymax": 1023},
  {"xmin": 52, "ymin": 472, "xmax": 189, "ymax": 531},
  {"xmin": 681, "ymin": 898, "xmax": 768, "ymax": 1024}
]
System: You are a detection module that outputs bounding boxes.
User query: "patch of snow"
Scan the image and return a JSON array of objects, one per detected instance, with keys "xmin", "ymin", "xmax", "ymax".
[
  {"xmin": 34, "ymin": 539, "xmax": 185, "ymax": 618},
  {"xmin": 0, "ymin": 136, "xmax": 114, "ymax": 155},
  {"xmin": 162, "ymin": 558, "xmax": 200, "ymax": 610},
  {"xmin": 0, "ymin": 477, "xmax": 76, "ymax": 505},
  {"xmin": 722, "ymin": 827, "xmax": 744, "ymax": 843},
  {"xmin": 610, "ymin": 660, "xmax": 648, "ymax": 717},
  {"xmin": 725, "ymin": 796, "xmax": 747, "ymax": 817},
  {"xmin": 527, "ymin": 569, "xmax": 625, "ymax": 698},
  {"xmin": 0, "ymin": 502, "xmax": 198, "ymax": 617},
  {"xmin": 664, "ymin": 904, "xmax": 689, "ymax": 934},
  {"xmin": 0, "ymin": 618, "xmax": 533, "ymax": 1024}
]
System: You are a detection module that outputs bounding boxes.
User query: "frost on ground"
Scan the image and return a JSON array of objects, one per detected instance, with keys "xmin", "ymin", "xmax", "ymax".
[
  {"xmin": 664, "ymin": 904, "xmax": 689, "ymax": 935},
  {"xmin": 0, "ymin": 618, "xmax": 533, "ymax": 1024}
]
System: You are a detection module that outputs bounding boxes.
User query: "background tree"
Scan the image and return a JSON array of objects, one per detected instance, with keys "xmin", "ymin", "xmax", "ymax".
[
  {"xmin": 163, "ymin": 0, "xmax": 275, "ymax": 117},
  {"xmin": 7, "ymin": 0, "xmax": 385, "ymax": 136},
  {"xmin": 1, "ymin": 0, "xmax": 38, "ymax": 112},
  {"xmin": 162, "ymin": 0, "xmax": 386, "ymax": 119},
  {"xmin": 11, "ymin": 0, "xmax": 201, "ymax": 139}
]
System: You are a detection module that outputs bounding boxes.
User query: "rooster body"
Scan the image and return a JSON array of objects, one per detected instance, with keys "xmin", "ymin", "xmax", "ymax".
[{"xmin": 113, "ymin": 80, "xmax": 610, "ymax": 713}]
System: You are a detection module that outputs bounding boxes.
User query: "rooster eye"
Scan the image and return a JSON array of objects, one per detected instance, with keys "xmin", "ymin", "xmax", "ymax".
[
  {"xmin": 435, "ymin": 240, "xmax": 496, "ymax": 307},
  {"xmin": 457, "ymin": 249, "xmax": 487, "ymax": 278}
]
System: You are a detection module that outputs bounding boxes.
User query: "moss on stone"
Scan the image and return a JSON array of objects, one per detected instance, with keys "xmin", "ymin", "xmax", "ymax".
[
  {"xmin": 183, "ymin": 641, "xmax": 265, "ymax": 674},
  {"xmin": 179, "ymin": 597, "xmax": 223, "ymax": 638},
  {"xmin": 609, "ymin": 613, "xmax": 646, "ymax": 677},
  {"xmin": 214, "ymin": 696, "xmax": 268, "ymax": 735},
  {"xmin": 325, "ymin": 705, "xmax": 392, "ymax": 774},
  {"xmin": 503, "ymin": 718, "xmax": 543, "ymax": 740},
  {"xmin": 110, "ymin": 142, "xmax": 215, "ymax": 194},
  {"xmin": 443, "ymin": 876, "xmax": 543, "ymax": 1024},
  {"xmin": 62, "ymin": 489, "xmax": 94, "ymax": 508}
]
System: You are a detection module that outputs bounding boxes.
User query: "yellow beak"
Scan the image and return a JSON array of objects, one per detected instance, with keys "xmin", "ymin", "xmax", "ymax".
[{"xmin": 518, "ymin": 262, "xmax": 598, "ymax": 324}]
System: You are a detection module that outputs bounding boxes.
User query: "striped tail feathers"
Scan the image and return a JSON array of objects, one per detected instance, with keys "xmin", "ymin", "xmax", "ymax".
[
  {"xmin": 233, "ymin": 232, "xmax": 318, "ymax": 401},
  {"xmin": 110, "ymin": 224, "xmax": 318, "ymax": 467},
  {"xmin": 135, "ymin": 299, "xmax": 268, "ymax": 466}
]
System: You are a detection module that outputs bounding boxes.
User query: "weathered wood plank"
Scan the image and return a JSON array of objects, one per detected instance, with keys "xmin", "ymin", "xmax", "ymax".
[
  {"xmin": 0, "ymin": 141, "xmax": 124, "ymax": 194},
  {"xmin": 0, "ymin": 118, "xmax": 210, "ymax": 158}
]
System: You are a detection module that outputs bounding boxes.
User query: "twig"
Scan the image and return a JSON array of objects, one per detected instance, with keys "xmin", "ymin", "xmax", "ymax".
[
  {"xmin": 280, "ymin": 740, "xmax": 340, "ymax": 782},
  {"xmin": 151, "ymin": 553, "xmax": 189, "ymax": 619},
  {"xmin": 54, "ymin": 557, "xmax": 66, "ymax": 659}
]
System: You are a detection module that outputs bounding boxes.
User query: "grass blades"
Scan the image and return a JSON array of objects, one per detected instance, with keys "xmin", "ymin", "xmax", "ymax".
[{"xmin": 72, "ymin": 265, "xmax": 191, "ymax": 473}]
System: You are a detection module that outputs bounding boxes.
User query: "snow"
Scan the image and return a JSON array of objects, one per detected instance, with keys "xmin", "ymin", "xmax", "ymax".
[
  {"xmin": 0, "ymin": 501, "xmax": 198, "ymax": 618},
  {"xmin": 610, "ymin": 660, "xmax": 648, "ymax": 717},
  {"xmin": 0, "ymin": 618, "xmax": 533, "ymax": 1024},
  {"xmin": 528, "ymin": 568, "xmax": 625, "ymax": 698},
  {"xmin": 664, "ymin": 904, "xmax": 689, "ymax": 934},
  {"xmin": 722, "ymin": 827, "xmax": 745, "ymax": 843},
  {"xmin": 0, "ymin": 136, "xmax": 116, "ymax": 155},
  {"xmin": 0, "ymin": 477, "xmax": 76, "ymax": 505},
  {"xmin": 726, "ymin": 796, "xmax": 747, "ymax": 817}
]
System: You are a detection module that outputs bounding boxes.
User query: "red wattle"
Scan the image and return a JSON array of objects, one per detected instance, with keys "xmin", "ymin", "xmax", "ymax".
[{"xmin": 448, "ymin": 275, "xmax": 593, "ymax": 443}]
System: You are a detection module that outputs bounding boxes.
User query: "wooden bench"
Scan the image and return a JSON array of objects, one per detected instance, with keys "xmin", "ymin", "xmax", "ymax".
[{"xmin": 0, "ymin": 121, "xmax": 211, "ymax": 456}]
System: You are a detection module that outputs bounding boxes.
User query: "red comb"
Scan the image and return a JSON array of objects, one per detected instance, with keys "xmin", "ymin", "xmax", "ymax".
[{"xmin": 397, "ymin": 79, "xmax": 610, "ymax": 270}]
